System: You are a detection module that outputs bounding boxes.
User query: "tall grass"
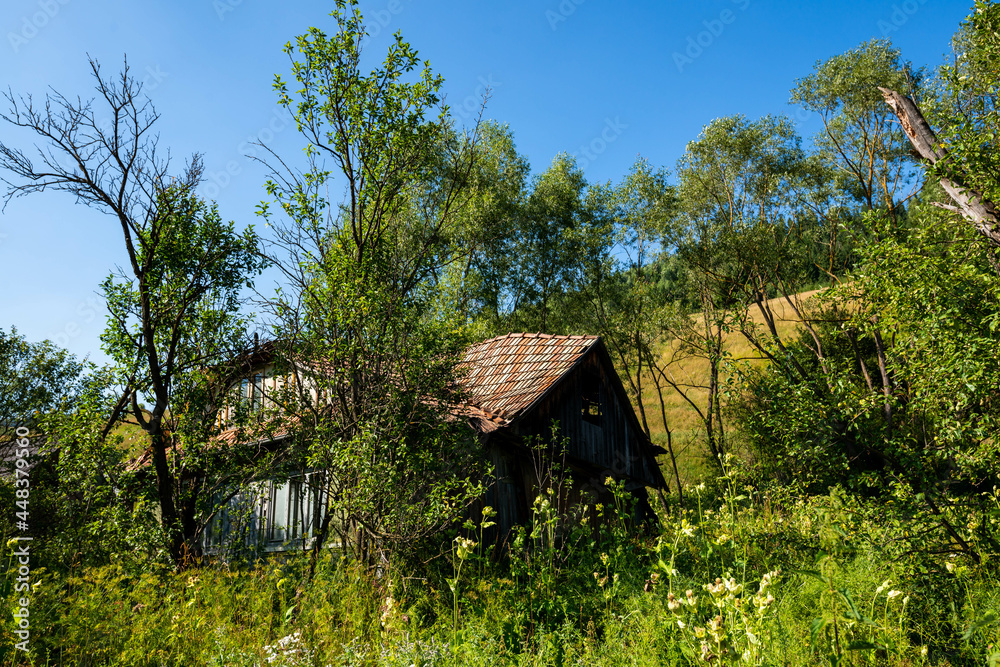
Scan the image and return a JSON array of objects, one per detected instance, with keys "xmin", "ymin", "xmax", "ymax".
[{"xmin": 4, "ymin": 465, "xmax": 999, "ymax": 666}]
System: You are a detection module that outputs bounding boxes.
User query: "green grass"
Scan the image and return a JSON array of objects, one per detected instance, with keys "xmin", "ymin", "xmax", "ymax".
[{"xmin": 5, "ymin": 471, "xmax": 999, "ymax": 666}]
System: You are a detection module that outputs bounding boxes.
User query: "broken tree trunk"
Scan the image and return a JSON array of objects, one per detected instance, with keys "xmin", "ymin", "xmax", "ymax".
[{"xmin": 878, "ymin": 87, "xmax": 1000, "ymax": 248}]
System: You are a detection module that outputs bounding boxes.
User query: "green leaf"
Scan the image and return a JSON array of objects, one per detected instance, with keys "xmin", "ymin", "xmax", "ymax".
[
  {"xmin": 963, "ymin": 609, "xmax": 999, "ymax": 640},
  {"xmin": 809, "ymin": 617, "xmax": 827, "ymax": 649},
  {"xmin": 846, "ymin": 641, "xmax": 882, "ymax": 651},
  {"xmin": 794, "ymin": 569, "xmax": 830, "ymax": 585}
]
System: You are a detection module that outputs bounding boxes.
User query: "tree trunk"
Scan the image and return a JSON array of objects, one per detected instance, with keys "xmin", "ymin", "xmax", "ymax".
[
  {"xmin": 149, "ymin": 429, "xmax": 184, "ymax": 563},
  {"xmin": 879, "ymin": 87, "xmax": 1000, "ymax": 247}
]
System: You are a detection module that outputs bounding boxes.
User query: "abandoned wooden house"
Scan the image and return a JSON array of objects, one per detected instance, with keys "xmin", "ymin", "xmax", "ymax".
[
  {"xmin": 458, "ymin": 333, "xmax": 667, "ymax": 536},
  {"xmin": 201, "ymin": 333, "xmax": 667, "ymax": 553}
]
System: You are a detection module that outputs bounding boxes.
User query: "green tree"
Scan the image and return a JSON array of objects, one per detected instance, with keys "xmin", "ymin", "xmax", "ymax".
[
  {"xmin": 0, "ymin": 332, "xmax": 99, "ymax": 569},
  {"xmin": 879, "ymin": 2, "xmax": 1000, "ymax": 252},
  {"xmin": 441, "ymin": 121, "xmax": 530, "ymax": 329},
  {"xmin": 25, "ymin": 369, "xmax": 164, "ymax": 569},
  {"xmin": 791, "ymin": 38, "xmax": 923, "ymax": 219},
  {"xmin": 578, "ymin": 157, "xmax": 683, "ymax": 502},
  {"xmin": 937, "ymin": 1, "xmax": 1000, "ymax": 215},
  {"xmin": 0, "ymin": 328, "xmax": 85, "ymax": 437},
  {"xmin": 738, "ymin": 192, "xmax": 1000, "ymax": 561},
  {"xmin": 100, "ymin": 184, "xmax": 265, "ymax": 563},
  {"xmin": 501, "ymin": 153, "xmax": 602, "ymax": 334},
  {"xmin": 734, "ymin": 30, "xmax": 1000, "ymax": 562},
  {"xmin": 0, "ymin": 60, "xmax": 266, "ymax": 565},
  {"xmin": 261, "ymin": 0, "xmax": 485, "ymax": 568},
  {"xmin": 671, "ymin": 114, "xmax": 807, "ymax": 463}
]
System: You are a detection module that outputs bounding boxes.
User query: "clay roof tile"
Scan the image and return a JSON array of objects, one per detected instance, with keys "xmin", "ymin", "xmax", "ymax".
[{"xmin": 457, "ymin": 333, "xmax": 599, "ymax": 430}]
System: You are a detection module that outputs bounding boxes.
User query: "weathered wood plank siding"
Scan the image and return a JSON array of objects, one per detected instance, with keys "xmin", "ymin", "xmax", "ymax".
[
  {"xmin": 463, "ymin": 334, "xmax": 666, "ymax": 538},
  {"xmin": 482, "ymin": 442, "xmax": 529, "ymax": 537},
  {"xmin": 513, "ymin": 352, "xmax": 659, "ymax": 488}
]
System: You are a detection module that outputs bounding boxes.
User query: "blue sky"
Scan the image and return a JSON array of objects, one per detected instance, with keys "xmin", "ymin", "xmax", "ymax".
[{"xmin": 0, "ymin": 0, "xmax": 974, "ymax": 365}]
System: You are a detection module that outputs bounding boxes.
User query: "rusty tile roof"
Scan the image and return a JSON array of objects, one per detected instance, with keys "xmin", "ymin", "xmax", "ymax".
[
  {"xmin": 125, "ymin": 420, "xmax": 293, "ymax": 473},
  {"xmin": 458, "ymin": 333, "xmax": 599, "ymax": 428}
]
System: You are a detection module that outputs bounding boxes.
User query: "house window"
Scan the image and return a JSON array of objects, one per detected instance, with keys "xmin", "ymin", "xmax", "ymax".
[
  {"xmin": 239, "ymin": 378, "xmax": 250, "ymax": 411},
  {"xmin": 203, "ymin": 474, "xmax": 328, "ymax": 553},
  {"xmin": 252, "ymin": 373, "xmax": 265, "ymax": 414},
  {"xmin": 227, "ymin": 372, "xmax": 267, "ymax": 421},
  {"xmin": 203, "ymin": 483, "xmax": 267, "ymax": 551},
  {"xmin": 267, "ymin": 474, "xmax": 323, "ymax": 545},
  {"xmin": 581, "ymin": 373, "xmax": 602, "ymax": 426}
]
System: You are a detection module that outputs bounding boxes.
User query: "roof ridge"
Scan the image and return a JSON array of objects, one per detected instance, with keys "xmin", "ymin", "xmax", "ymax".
[{"xmin": 470, "ymin": 332, "xmax": 600, "ymax": 348}]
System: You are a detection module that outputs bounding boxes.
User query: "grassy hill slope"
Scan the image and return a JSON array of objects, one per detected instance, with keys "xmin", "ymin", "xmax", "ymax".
[{"xmin": 638, "ymin": 289, "xmax": 825, "ymax": 484}]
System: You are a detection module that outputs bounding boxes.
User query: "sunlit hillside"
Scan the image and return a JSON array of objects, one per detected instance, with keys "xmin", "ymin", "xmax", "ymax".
[{"xmin": 639, "ymin": 289, "xmax": 827, "ymax": 484}]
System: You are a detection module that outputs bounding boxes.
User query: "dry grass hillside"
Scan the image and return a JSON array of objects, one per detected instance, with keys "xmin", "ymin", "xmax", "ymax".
[{"xmin": 637, "ymin": 289, "xmax": 826, "ymax": 484}]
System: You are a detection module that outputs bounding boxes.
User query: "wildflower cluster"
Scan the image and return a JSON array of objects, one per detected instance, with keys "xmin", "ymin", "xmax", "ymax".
[
  {"xmin": 669, "ymin": 570, "xmax": 781, "ymax": 665},
  {"xmin": 594, "ymin": 551, "xmax": 621, "ymax": 602},
  {"xmin": 378, "ymin": 636, "xmax": 452, "ymax": 666}
]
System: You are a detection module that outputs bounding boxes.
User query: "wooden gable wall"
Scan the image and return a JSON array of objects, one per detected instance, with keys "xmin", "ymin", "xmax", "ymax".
[
  {"xmin": 510, "ymin": 346, "xmax": 661, "ymax": 489},
  {"xmin": 478, "ymin": 343, "xmax": 664, "ymax": 538}
]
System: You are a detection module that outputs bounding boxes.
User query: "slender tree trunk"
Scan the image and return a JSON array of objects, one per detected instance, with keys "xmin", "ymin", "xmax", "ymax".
[
  {"xmin": 871, "ymin": 325, "xmax": 894, "ymax": 434},
  {"xmin": 633, "ymin": 333, "xmax": 652, "ymax": 438},
  {"xmin": 149, "ymin": 428, "xmax": 184, "ymax": 564},
  {"xmin": 652, "ymin": 378, "xmax": 684, "ymax": 509}
]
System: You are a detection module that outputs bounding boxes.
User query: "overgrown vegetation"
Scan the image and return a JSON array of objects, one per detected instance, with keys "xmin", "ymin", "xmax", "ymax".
[
  {"xmin": 4, "ymin": 473, "xmax": 1000, "ymax": 665},
  {"xmin": 4, "ymin": 0, "xmax": 1000, "ymax": 664}
]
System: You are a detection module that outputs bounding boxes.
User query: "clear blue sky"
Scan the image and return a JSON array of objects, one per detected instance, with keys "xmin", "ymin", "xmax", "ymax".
[{"xmin": 0, "ymin": 0, "xmax": 973, "ymax": 365}]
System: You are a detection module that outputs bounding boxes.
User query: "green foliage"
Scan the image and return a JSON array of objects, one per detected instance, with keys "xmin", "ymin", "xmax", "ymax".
[
  {"xmin": 261, "ymin": 0, "xmax": 486, "ymax": 566},
  {"xmin": 0, "ymin": 342, "xmax": 168, "ymax": 575},
  {"xmin": 791, "ymin": 38, "xmax": 922, "ymax": 214},
  {"xmin": 10, "ymin": 6, "xmax": 1000, "ymax": 667},
  {"xmin": 433, "ymin": 121, "xmax": 531, "ymax": 328},
  {"xmin": 667, "ymin": 114, "xmax": 811, "ymax": 465},
  {"xmin": 485, "ymin": 152, "xmax": 606, "ymax": 335},
  {"xmin": 729, "ymin": 18, "xmax": 1000, "ymax": 573},
  {"xmin": 933, "ymin": 0, "xmax": 1000, "ymax": 209},
  {"xmin": 98, "ymin": 181, "xmax": 265, "ymax": 563},
  {"xmin": 735, "ymin": 191, "xmax": 1000, "ymax": 560},
  {"xmin": 7, "ymin": 477, "xmax": 1000, "ymax": 666},
  {"xmin": 29, "ymin": 372, "xmax": 165, "ymax": 570},
  {"xmin": 0, "ymin": 56, "xmax": 267, "ymax": 566},
  {"xmin": 674, "ymin": 113, "xmax": 811, "ymax": 315},
  {"xmin": 0, "ymin": 328, "xmax": 85, "ymax": 436}
]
